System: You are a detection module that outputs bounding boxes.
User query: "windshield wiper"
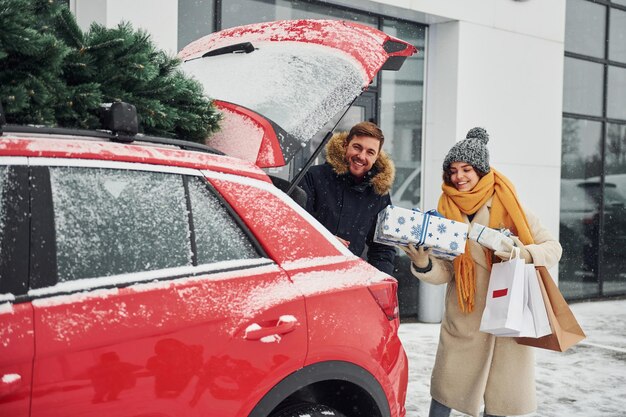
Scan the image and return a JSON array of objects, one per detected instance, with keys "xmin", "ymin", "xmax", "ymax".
[{"xmin": 201, "ymin": 42, "xmax": 255, "ymax": 58}]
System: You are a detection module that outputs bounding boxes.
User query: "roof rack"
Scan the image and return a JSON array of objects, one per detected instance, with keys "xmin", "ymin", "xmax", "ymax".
[
  {"xmin": 0, "ymin": 101, "xmax": 223, "ymax": 156},
  {"xmin": 1, "ymin": 124, "xmax": 223, "ymax": 156}
]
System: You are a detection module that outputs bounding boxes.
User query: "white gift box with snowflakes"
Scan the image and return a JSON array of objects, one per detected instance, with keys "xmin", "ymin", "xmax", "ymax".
[
  {"xmin": 374, "ymin": 205, "xmax": 468, "ymax": 260},
  {"xmin": 467, "ymin": 223, "xmax": 515, "ymax": 253}
]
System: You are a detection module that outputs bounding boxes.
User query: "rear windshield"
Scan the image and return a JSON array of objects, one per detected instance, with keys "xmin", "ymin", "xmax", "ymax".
[{"xmin": 183, "ymin": 42, "xmax": 364, "ymax": 143}]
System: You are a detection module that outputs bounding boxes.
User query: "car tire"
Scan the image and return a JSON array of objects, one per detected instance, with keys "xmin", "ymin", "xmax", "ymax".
[{"xmin": 270, "ymin": 402, "xmax": 347, "ymax": 417}]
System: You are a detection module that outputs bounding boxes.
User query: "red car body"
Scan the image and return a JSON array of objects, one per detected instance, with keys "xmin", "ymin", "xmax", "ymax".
[
  {"xmin": 0, "ymin": 19, "xmax": 416, "ymax": 417},
  {"xmin": 0, "ymin": 134, "xmax": 407, "ymax": 417}
]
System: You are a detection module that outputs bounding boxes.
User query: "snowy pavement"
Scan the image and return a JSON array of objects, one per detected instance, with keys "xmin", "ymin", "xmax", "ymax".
[{"xmin": 398, "ymin": 298, "xmax": 626, "ymax": 417}]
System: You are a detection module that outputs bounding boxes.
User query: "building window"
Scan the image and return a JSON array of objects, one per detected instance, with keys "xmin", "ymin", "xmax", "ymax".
[
  {"xmin": 178, "ymin": 0, "xmax": 215, "ymax": 52},
  {"xmin": 561, "ymin": 0, "xmax": 626, "ymax": 299},
  {"xmin": 220, "ymin": 0, "xmax": 378, "ymax": 29},
  {"xmin": 381, "ymin": 18, "xmax": 426, "ymax": 209}
]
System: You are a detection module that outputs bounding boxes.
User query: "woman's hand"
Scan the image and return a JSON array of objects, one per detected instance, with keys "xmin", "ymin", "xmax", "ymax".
[
  {"xmin": 494, "ymin": 235, "xmax": 532, "ymax": 263},
  {"xmin": 401, "ymin": 243, "xmax": 431, "ymax": 268}
]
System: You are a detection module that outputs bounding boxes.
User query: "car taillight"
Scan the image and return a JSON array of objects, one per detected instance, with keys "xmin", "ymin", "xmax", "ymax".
[{"xmin": 368, "ymin": 279, "xmax": 399, "ymax": 320}]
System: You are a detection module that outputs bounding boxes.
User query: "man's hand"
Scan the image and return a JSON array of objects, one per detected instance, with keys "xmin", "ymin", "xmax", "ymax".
[
  {"xmin": 401, "ymin": 244, "xmax": 430, "ymax": 268},
  {"xmin": 336, "ymin": 236, "xmax": 350, "ymax": 248},
  {"xmin": 494, "ymin": 235, "xmax": 532, "ymax": 263}
]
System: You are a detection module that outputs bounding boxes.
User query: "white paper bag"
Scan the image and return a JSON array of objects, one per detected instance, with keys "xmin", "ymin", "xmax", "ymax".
[
  {"xmin": 525, "ymin": 265, "xmax": 552, "ymax": 338},
  {"xmin": 480, "ymin": 248, "xmax": 526, "ymax": 335},
  {"xmin": 508, "ymin": 265, "xmax": 552, "ymax": 338},
  {"xmin": 513, "ymin": 266, "xmax": 536, "ymax": 337},
  {"xmin": 481, "ymin": 262, "xmax": 552, "ymax": 338},
  {"xmin": 514, "ymin": 265, "xmax": 541, "ymax": 337}
]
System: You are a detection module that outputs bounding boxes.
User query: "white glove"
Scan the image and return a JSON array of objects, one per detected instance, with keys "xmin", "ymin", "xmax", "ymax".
[
  {"xmin": 494, "ymin": 235, "xmax": 532, "ymax": 263},
  {"xmin": 401, "ymin": 244, "xmax": 431, "ymax": 268}
]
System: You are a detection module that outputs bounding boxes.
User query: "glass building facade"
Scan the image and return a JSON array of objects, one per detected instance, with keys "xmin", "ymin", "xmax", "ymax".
[{"xmin": 561, "ymin": 0, "xmax": 626, "ymax": 299}]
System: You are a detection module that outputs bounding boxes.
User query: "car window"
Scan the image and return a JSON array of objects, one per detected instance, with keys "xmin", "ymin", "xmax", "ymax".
[
  {"xmin": 187, "ymin": 176, "xmax": 259, "ymax": 264},
  {"xmin": 561, "ymin": 180, "xmax": 595, "ymax": 211},
  {"xmin": 49, "ymin": 167, "xmax": 191, "ymax": 281},
  {"xmin": 562, "ymin": 180, "xmax": 626, "ymax": 210},
  {"xmin": 604, "ymin": 185, "xmax": 626, "ymax": 206}
]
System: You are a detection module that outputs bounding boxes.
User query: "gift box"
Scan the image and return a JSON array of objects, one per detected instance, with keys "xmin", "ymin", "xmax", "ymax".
[
  {"xmin": 374, "ymin": 205, "xmax": 468, "ymax": 260},
  {"xmin": 467, "ymin": 223, "xmax": 514, "ymax": 252}
]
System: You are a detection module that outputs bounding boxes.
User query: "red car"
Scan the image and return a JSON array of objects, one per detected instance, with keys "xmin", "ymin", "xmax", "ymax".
[{"xmin": 0, "ymin": 20, "xmax": 416, "ymax": 417}]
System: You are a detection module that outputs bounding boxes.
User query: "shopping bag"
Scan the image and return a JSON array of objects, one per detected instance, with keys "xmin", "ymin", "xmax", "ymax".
[
  {"xmin": 490, "ymin": 263, "xmax": 534, "ymax": 337},
  {"xmin": 525, "ymin": 265, "xmax": 551, "ymax": 338},
  {"xmin": 486, "ymin": 264, "xmax": 551, "ymax": 337},
  {"xmin": 479, "ymin": 249, "xmax": 526, "ymax": 335},
  {"xmin": 515, "ymin": 265, "xmax": 537, "ymax": 337},
  {"xmin": 516, "ymin": 266, "xmax": 586, "ymax": 351}
]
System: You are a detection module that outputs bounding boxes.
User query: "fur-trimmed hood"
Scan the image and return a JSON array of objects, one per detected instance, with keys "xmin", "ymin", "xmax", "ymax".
[{"xmin": 324, "ymin": 131, "xmax": 395, "ymax": 196}]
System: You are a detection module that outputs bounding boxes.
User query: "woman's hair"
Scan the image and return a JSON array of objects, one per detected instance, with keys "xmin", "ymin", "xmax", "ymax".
[
  {"xmin": 346, "ymin": 121, "xmax": 385, "ymax": 150},
  {"xmin": 442, "ymin": 164, "xmax": 488, "ymax": 186}
]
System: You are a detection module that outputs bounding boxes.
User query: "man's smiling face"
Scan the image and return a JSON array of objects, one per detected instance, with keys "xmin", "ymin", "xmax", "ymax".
[{"xmin": 344, "ymin": 135, "xmax": 380, "ymax": 179}]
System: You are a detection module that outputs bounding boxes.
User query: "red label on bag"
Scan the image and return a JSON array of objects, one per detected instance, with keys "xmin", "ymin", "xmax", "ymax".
[{"xmin": 493, "ymin": 288, "xmax": 508, "ymax": 298}]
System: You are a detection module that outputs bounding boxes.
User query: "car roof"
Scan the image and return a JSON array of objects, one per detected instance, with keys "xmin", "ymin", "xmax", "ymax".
[{"xmin": 0, "ymin": 126, "xmax": 271, "ymax": 183}]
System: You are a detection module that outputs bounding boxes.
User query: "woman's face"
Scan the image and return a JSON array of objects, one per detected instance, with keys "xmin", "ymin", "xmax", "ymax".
[{"xmin": 449, "ymin": 162, "xmax": 480, "ymax": 192}]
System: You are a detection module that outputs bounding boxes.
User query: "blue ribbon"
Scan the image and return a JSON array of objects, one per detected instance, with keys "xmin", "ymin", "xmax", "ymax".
[
  {"xmin": 476, "ymin": 225, "xmax": 487, "ymax": 244},
  {"xmin": 414, "ymin": 209, "xmax": 441, "ymax": 246}
]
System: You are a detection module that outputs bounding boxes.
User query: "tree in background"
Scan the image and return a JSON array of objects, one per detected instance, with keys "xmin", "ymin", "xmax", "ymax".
[{"xmin": 0, "ymin": 0, "xmax": 220, "ymax": 142}]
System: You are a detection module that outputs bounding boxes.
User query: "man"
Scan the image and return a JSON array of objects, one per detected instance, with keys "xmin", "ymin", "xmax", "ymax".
[{"xmin": 300, "ymin": 121, "xmax": 396, "ymax": 275}]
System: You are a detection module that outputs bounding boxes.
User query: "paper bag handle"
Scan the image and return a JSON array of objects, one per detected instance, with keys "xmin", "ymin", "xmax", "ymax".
[{"xmin": 508, "ymin": 246, "xmax": 521, "ymax": 260}]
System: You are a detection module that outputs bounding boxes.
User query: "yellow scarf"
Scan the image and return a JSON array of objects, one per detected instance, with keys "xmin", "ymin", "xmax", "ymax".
[{"xmin": 437, "ymin": 168, "xmax": 534, "ymax": 313}]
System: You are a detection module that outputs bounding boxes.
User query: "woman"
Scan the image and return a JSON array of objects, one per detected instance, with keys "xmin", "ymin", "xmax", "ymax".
[{"xmin": 403, "ymin": 127, "xmax": 562, "ymax": 417}]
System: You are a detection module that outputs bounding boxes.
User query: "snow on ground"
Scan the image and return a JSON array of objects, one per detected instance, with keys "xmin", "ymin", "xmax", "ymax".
[{"xmin": 398, "ymin": 298, "xmax": 626, "ymax": 417}]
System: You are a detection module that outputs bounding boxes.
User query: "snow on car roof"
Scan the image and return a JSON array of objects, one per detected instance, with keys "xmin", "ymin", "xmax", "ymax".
[{"xmin": 0, "ymin": 134, "xmax": 270, "ymax": 182}]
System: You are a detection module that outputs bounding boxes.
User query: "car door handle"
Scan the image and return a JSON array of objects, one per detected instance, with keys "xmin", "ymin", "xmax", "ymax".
[{"xmin": 244, "ymin": 316, "xmax": 298, "ymax": 341}]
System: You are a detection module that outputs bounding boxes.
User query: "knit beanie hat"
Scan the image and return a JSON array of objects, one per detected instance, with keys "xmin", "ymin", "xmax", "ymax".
[{"xmin": 442, "ymin": 127, "xmax": 491, "ymax": 174}]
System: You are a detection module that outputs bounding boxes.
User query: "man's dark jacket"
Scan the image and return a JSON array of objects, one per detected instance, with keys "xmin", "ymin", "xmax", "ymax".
[{"xmin": 301, "ymin": 132, "xmax": 396, "ymax": 275}]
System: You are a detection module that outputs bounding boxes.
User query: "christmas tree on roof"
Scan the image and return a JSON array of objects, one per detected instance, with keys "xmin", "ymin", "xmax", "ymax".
[{"xmin": 0, "ymin": 0, "xmax": 220, "ymax": 143}]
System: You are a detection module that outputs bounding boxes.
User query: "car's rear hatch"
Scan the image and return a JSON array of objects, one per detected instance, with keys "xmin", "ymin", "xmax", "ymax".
[{"xmin": 179, "ymin": 19, "xmax": 417, "ymax": 168}]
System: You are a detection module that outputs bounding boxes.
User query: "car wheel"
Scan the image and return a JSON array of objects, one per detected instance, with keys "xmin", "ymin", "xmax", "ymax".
[{"xmin": 270, "ymin": 402, "xmax": 347, "ymax": 417}]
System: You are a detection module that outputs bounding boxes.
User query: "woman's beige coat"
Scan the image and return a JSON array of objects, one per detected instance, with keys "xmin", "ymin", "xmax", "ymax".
[{"xmin": 411, "ymin": 199, "xmax": 562, "ymax": 417}]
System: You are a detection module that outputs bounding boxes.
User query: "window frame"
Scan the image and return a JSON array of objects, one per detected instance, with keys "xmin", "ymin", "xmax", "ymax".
[
  {"xmin": 186, "ymin": 174, "xmax": 267, "ymax": 266},
  {"xmin": 0, "ymin": 160, "xmax": 30, "ymax": 298}
]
